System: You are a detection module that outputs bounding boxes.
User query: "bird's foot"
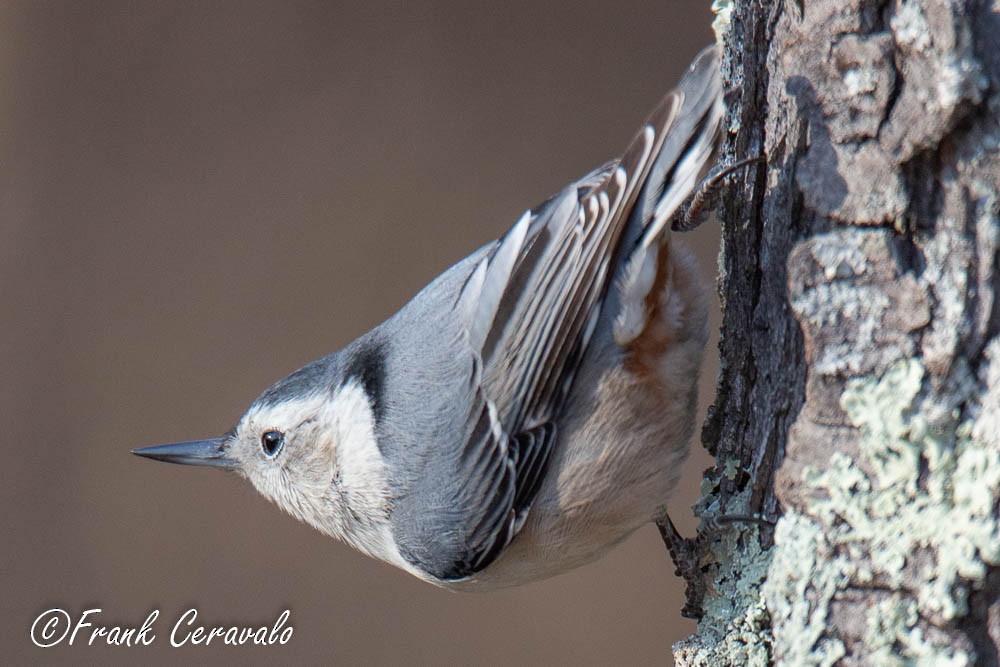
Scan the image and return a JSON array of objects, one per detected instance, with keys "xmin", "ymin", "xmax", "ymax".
[
  {"xmin": 670, "ymin": 155, "xmax": 765, "ymax": 232},
  {"xmin": 655, "ymin": 510, "xmax": 776, "ymax": 620}
]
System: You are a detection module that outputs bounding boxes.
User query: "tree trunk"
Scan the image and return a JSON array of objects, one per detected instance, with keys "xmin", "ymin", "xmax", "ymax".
[{"xmin": 673, "ymin": 1, "xmax": 1000, "ymax": 664}]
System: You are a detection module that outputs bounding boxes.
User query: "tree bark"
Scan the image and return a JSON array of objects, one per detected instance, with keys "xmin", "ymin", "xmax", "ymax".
[{"xmin": 674, "ymin": 1, "xmax": 1000, "ymax": 664}]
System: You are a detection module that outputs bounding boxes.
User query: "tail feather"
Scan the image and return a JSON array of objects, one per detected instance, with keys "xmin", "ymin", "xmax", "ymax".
[
  {"xmin": 613, "ymin": 45, "xmax": 723, "ymax": 346},
  {"xmin": 627, "ymin": 45, "xmax": 723, "ymax": 251}
]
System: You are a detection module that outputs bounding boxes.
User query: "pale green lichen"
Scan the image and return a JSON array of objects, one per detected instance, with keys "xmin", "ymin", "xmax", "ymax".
[
  {"xmin": 674, "ymin": 590, "xmax": 771, "ymax": 667},
  {"xmin": 674, "ymin": 488, "xmax": 774, "ymax": 666},
  {"xmin": 764, "ymin": 356, "xmax": 1000, "ymax": 664},
  {"xmin": 890, "ymin": 1, "xmax": 985, "ymax": 112},
  {"xmin": 809, "ymin": 232, "xmax": 872, "ymax": 281},
  {"xmin": 762, "ymin": 513, "xmax": 847, "ymax": 667},
  {"xmin": 834, "ymin": 358, "xmax": 1000, "ymax": 620},
  {"xmin": 866, "ymin": 597, "xmax": 969, "ymax": 667},
  {"xmin": 890, "ymin": 1, "xmax": 932, "ymax": 52},
  {"xmin": 791, "ymin": 281, "xmax": 892, "ymax": 374}
]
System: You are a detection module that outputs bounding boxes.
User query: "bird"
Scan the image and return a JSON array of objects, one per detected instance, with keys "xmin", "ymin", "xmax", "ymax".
[{"xmin": 134, "ymin": 45, "xmax": 723, "ymax": 591}]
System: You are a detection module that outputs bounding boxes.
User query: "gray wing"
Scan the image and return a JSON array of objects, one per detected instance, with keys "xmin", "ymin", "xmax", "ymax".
[{"xmin": 392, "ymin": 46, "xmax": 722, "ymax": 581}]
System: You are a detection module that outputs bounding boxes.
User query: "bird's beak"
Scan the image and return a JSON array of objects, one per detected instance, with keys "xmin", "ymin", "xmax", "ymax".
[{"xmin": 132, "ymin": 437, "xmax": 237, "ymax": 470}]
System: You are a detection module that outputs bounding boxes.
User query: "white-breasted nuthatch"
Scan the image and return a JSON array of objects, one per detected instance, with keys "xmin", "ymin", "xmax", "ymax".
[{"xmin": 134, "ymin": 46, "xmax": 722, "ymax": 590}]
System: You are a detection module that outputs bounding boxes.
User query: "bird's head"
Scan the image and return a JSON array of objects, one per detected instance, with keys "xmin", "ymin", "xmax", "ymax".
[{"xmin": 133, "ymin": 353, "xmax": 396, "ymax": 555}]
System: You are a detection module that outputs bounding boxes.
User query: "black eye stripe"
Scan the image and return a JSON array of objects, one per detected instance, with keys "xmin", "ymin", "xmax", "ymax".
[{"xmin": 261, "ymin": 430, "xmax": 285, "ymax": 457}]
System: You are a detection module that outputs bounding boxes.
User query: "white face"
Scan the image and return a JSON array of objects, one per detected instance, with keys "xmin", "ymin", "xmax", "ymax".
[
  {"xmin": 223, "ymin": 381, "xmax": 402, "ymax": 566},
  {"xmin": 226, "ymin": 390, "xmax": 339, "ymax": 530}
]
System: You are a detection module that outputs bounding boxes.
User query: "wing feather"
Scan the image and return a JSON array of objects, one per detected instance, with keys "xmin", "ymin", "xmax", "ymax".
[{"xmin": 397, "ymin": 46, "xmax": 723, "ymax": 580}]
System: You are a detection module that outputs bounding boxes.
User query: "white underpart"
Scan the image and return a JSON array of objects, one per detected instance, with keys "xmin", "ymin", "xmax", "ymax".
[{"xmin": 324, "ymin": 381, "xmax": 418, "ymax": 573}]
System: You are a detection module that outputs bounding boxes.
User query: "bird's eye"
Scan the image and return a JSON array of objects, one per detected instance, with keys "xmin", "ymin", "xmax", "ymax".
[{"xmin": 261, "ymin": 430, "xmax": 285, "ymax": 458}]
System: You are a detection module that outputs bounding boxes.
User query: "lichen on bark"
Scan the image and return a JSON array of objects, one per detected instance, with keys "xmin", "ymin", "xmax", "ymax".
[{"xmin": 675, "ymin": 0, "xmax": 1000, "ymax": 663}]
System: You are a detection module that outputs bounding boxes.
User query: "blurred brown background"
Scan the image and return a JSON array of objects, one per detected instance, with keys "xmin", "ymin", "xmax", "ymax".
[{"xmin": 2, "ymin": 1, "xmax": 718, "ymax": 664}]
